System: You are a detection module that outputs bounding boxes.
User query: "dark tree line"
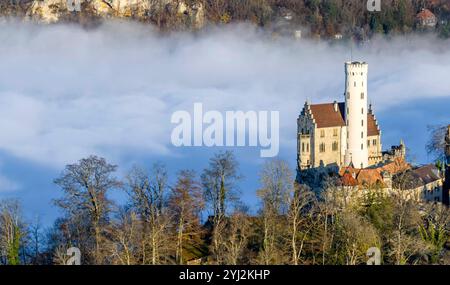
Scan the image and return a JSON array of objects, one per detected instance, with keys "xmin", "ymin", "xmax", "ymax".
[{"xmin": 0, "ymin": 149, "xmax": 449, "ymax": 265}]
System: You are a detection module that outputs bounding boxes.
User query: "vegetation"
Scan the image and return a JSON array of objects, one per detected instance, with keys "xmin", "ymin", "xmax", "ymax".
[
  {"xmin": 0, "ymin": 150, "xmax": 449, "ymax": 265},
  {"xmin": 2, "ymin": 0, "xmax": 450, "ymax": 38}
]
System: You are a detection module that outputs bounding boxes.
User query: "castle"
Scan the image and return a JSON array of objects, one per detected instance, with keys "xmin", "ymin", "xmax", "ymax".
[
  {"xmin": 296, "ymin": 62, "xmax": 448, "ymax": 206},
  {"xmin": 297, "ymin": 61, "xmax": 404, "ymax": 171}
]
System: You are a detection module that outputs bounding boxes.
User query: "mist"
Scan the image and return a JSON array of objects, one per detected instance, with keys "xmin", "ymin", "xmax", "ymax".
[{"xmin": 0, "ymin": 19, "xmax": 449, "ymax": 195}]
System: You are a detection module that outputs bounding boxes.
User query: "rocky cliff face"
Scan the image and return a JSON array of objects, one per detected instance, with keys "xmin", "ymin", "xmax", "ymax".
[{"xmin": 14, "ymin": 0, "xmax": 205, "ymax": 29}]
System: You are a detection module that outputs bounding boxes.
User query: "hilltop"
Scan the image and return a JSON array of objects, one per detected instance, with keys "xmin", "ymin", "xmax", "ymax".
[{"xmin": 2, "ymin": 0, "xmax": 450, "ymax": 39}]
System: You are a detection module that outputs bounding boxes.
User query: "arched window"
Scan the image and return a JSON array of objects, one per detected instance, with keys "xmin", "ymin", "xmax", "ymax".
[{"xmin": 361, "ymin": 92, "xmax": 364, "ymax": 99}]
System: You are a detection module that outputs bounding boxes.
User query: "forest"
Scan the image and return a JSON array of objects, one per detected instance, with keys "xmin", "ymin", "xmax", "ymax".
[
  {"xmin": 1, "ymin": 0, "xmax": 450, "ymax": 38},
  {"xmin": 0, "ymin": 148, "xmax": 449, "ymax": 265}
]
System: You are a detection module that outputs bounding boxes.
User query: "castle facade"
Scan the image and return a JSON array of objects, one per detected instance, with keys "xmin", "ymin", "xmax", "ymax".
[{"xmin": 297, "ymin": 62, "xmax": 384, "ymax": 170}]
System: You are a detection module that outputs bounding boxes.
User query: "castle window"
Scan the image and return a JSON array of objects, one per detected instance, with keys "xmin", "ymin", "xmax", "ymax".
[
  {"xmin": 361, "ymin": 143, "xmax": 364, "ymax": 150},
  {"xmin": 307, "ymin": 143, "xmax": 309, "ymax": 152},
  {"xmin": 354, "ymin": 81, "xmax": 356, "ymax": 87},
  {"xmin": 361, "ymin": 120, "xmax": 364, "ymax": 127},
  {"xmin": 367, "ymin": 140, "xmax": 370, "ymax": 147},
  {"xmin": 347, "ymin": 107, "xmax": 349, "ymax": 114},
  {"xmin": 361, "ymin": 108, "xmax": 364, "ymax": 114},
  {"xmin": 320, "ymin": 143, "xmax": 326, "ymax": 153},
  {"xmin": 361, "ymin": 132, "xmax": 364, "ymax": 138},
  {"xmin": 373, "ymin": 139, "xmax": 377, "ymax": 146},
  {"xmin": 333, "ymin": 129, "xmax": 338, "ymax": 137},
  {"xmin": 332, "ymin": 141, "xmax": 338, "ymax": 151},
  {"xmin": 302, "ymin": 143, "xmax": 305, "ymax": 152},
  {"xmin": 320, "ymin": 130, "xmax": 325, "ymax": 138},
  {"xmin": 346, "ymin": 92, "xmax": 350, "ymax": 99},
  {"xmin": 361, "ymin": 92, "xmax": 364, "ymax": 99}
]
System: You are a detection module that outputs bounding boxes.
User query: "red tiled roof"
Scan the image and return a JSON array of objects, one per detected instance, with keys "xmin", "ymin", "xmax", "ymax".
[
  {"xmin": 417, "ymin": 8, "xmax": 436, "ymax": 20},
  {"xmin": 341, "ymin": 171, "xmax": 359, "ymax": 187},
  {"xmin": 339, "ymin": 157, "xmax": 411, "ymax": 188},
  {"xmin": 309, "ymin": 103, "xmax": 346, "ymax": 128},
  {"xmin": 367, "ymin": 113, "xmax": 380, "ymax": 136},
  {"xmin": 308, "ymin": 102, "xmax": 380, "ymax": 135}
]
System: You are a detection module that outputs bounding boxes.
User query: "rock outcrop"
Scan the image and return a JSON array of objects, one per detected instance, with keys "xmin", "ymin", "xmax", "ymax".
[{"xmin": 23, "ymin": 0, "xmax": 206, "ymax": 29}]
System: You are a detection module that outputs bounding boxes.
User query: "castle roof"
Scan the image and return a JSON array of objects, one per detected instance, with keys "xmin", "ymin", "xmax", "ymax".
[
  {"xmin": 339, "ymin": 157, "xmax": 410, "ymax": 187},
  {"xmin": 309, "ymin": 102, "xmax": 345, "ymax": 128},
  {"xmin": 413, "ymin": 164, "xmax": 442, "ymax": 184},
  {"xmin": 392, "ymin": 164, "xmax": 443, "ymax": 190},
  {"xmin": 306, "ymin": 102, "xmax": 380, "ymax": 135}
]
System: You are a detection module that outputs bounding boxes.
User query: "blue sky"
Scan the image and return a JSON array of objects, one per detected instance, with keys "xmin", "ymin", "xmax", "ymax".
[{"xmin": 0, "ymin": 21, "xmax": 449, "ymax": 226}]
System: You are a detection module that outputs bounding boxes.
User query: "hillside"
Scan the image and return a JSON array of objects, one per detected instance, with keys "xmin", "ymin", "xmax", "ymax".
[{"xmin": 1, "ymin": 0, "xmax": 450, "ymax": 39}]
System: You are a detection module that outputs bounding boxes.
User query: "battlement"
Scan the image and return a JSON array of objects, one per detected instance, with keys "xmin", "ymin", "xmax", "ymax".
[{"xmin": 345, "ymin": 62, "xmax": 368, "ymax": 74}]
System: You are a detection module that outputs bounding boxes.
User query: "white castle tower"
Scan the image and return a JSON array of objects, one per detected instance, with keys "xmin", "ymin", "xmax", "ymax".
[{"xmin": 344, "ymin": 62, "xmax": 369, "ymax": 168}]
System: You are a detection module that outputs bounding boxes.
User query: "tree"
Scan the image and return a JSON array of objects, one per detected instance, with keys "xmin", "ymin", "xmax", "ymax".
[
  {"xmin": 419, "ymin": 204, "xmax": 449, "ymax": 264},
  {"xmin": 257, "ymin": 159, "xmax": 293, "ymax": 265},
  {"xmin": 201, "ymin": 151, "xmax": 241, "ymax": 263},
  {"xmin": 125, "ymin": 163, "xmax": 171, "ymax": 265},
  {"xmin": 108, "ymin": 208, "xmax": 141, "ymax": 265},
  {"xmin": 0, "ymin": 199, "xmax": 25, "ymax": 265},
  {"xmin": 426, "ymin": 124, "xmax": 448, "ymax": 164},
  {"xmin": 54, "ymin": 155, "xmax": 120, "ymax": 264},
  {"xmin": 389, "ymin": 190, "xmax": 428, "ymax": 265},
  {"xmin": 168, "ymin": 170, "xmax": 204, "ymax": 264},
  {"xmin": 221, "ymin": 207, "xmax": 252, "ymax": 265},
  {"xmin": 288, "ymin": 184, "xmax": 315, "ymax": 265}
]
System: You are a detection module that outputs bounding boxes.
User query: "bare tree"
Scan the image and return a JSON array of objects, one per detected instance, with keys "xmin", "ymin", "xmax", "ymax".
[
  {"xmin": 108, "ymin": 209, "xmax": 141, "ymax": 265},
  {"xmin": 126, "ymin": 163, "xmax": 171, "ymax": 264},
  {"xmin": 54, "ymin": 155, "xmax": 121, "ymax": 264},
  {"xmin": 426, "ymin": 124, "xmax": 448, "ymax": 163},
  {"xmin": 221, "ymin": 207, "xmax": 251, "ymax": 265},
  {"xmin": 288, "ymin": 184, "xmax": 315, "ymax": 265},
  {"xmin": 257, "ymin": 159, "xmax": 293, "ymax": 265},
  {"xmin": 201, "ymin": 151, "xmax": 241, "ymax": 263}
]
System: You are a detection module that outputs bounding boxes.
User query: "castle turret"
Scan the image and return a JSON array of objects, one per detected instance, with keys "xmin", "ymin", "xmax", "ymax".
[{"xmin": 344, "ymin": 62, "xmax": 369, "ymax": 168}]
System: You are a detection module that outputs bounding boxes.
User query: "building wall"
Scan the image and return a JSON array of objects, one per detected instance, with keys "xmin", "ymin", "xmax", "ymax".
[
  {"xmin": 297, "ymin": 109, "xmax": 315, "ymax": 170},
  {"xmin": 368, "ymin": 134, "xmax": 382, "ymax": 166},
  {"xmin": 313, "ymin": 126, "xmax": 344, "ymax": 168},
  {"xmin": 297, "ymin": 110, "xmax": 345, "ymax": 169}
]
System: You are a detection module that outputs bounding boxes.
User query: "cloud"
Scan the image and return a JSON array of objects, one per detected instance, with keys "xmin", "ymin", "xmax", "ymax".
[
  {"xmin": 0, "ymin": 20, "xmax": 449, "ymax": 167},
  {"xmin": 0, "ymin": 174, "xmax": 20, "ymax": 193}
]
